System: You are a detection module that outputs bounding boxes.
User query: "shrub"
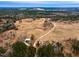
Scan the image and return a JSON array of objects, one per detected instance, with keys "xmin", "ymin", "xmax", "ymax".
[
  {"xmin": 26, "ymin": 46, "xmax": 36, "ymax": 57},
  {"xmin": 37, "ymin": 42, "xmax": 64, "ymax": 57},
  {"xmin": 0, "ymin": 47, "xmax": 6, "ymax": 54},
  {"xmin": 72, "ymin": 38, "xmax": 79, "ymax": 54},
  {"xmin": 53, "ymin": 42, "xmax": 64, "ymax": 57},
  {"xmin": 30, "ymin": 34, "xmax": 35, "ymax": 41},
  {"xmin": 0, "ymin": 21, "xmax": 16, "ymax": 33},
  {"xmin": 11, "ymin": 41, "xmax": 27, "ymax": 57},
  {"xmin": 11, "ymin": 41, "xmax": 36, "ymax": 57},
  {"xmin": 0, "ymin": 47, "xmax": 6, "ymax": 56},
  {"xmin": 37, "ymin": 43, "xmax": 54, "ymax": 57}
]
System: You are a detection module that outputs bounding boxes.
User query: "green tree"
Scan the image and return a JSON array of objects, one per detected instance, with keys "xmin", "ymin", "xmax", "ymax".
[
  {"xmin": 37, "ymin": 42, "xmax": 64, "ymax": 57},
  {"xmin": 0, "ymin": 47, "xmax": 6, "ymax": 56},
  {"xmin": 37, "ymin": 43, "xmax": 54, "ymax": 57},
  {"xmin": 26, "ymin": 46, "xmax": 36, "ymax": 57},
  {"xmin": 72, "ymin": 38, "xmax": 79, "ymax": 54},
  {"xmin": 11, "ymin": 41, "xmax": 27, "ymax": 57}
]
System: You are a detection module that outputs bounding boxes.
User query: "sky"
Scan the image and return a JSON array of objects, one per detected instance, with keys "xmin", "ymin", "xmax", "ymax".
[{"xmin": 0, "ymin": 1, "xmax": 79, "ymax": 7}]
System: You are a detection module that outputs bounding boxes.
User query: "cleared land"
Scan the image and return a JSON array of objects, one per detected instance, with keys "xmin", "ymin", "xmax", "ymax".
[
  {"xmin": 0, "ymin": 18, "xmax": 79, "ymax": 56},
  {"xmin": 0, "ymin": 18, "xmax": 79, "ymax": 47}
]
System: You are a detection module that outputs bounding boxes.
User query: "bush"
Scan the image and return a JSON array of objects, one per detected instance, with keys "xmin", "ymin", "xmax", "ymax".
[
  {"xmin": 30, "ymin": 34, "xmax": 35, "ymax": 41},
  {"xmin": 11, "ymin": 41, "xmax": 27, "ymax": 57},
  {"xmin": 26, "ymin": 46, "xmax": 36, "ymax": 57},
  {"xmin": 37, "ymin": 42, "xmax": 64, "ymax": 57},
  {"xmin": 11, "ymin": 41, "xmax": 36, "ymax": 57},
  {"xmin": 0, "ymin": 21, "xmax": 16, "ymax": 33},
  {"xmin": 37, "ymin": 43, "xmax": 53, "ymax": 57},
  {"xmin": 0, "ymin": 47, "xmax": 6, "ymax": 56},
  {"xmin": 72, "ymin": 38, "xmax": 79, "ymax": 54},
  {"xmin": 0, "ymin": 47, "xmax": 6, "ymax": 54},
  {"xmin": 53, "ymin": 42, "xmax": 64, "ymax": 57}
]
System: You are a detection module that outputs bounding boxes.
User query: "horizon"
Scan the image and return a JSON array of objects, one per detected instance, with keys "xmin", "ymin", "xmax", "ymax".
[{"xmin": 0, "ymin": 1, "xmax": 79, "ymax": 7}]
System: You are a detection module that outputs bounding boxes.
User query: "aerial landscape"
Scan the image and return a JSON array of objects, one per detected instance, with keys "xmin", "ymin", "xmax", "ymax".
[{"xmin": 0, "ymin": 1, "xmax": 79, "ymax": 57}]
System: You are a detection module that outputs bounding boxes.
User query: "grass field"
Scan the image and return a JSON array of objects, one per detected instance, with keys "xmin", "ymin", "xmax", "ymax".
[
  {"xmin": 0, "ymin": 18, "xmax": 79, "ymax": 46},
  {"xmin": 0, "ymin": 18, "xmax": 79, "ymax": 56}
]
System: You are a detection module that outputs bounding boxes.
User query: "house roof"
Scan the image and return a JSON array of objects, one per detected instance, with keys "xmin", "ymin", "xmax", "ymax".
[{"xmin": 25, "ymin": 38, "xmax": 31, "ymax": 41}]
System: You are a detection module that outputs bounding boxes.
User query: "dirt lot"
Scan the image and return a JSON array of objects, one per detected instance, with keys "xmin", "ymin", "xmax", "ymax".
[
  {"xmin": 0, "ymin": 18, "xmax": 79, "ymax": 48},
  {"xmin": 15, "ymin": 18, "xmax": 79, "ymax": 42},
  {"xmin": 0, "ymin": 18, "xmax": 79, "ymax": 56}
]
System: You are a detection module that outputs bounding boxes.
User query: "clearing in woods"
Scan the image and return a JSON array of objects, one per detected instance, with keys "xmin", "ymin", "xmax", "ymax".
[{"xmin": 0, "ymin": 18, "xmax": 79, "ymax": 47}]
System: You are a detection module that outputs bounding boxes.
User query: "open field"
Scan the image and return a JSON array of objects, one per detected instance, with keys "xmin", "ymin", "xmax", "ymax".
[
  {"xmin": 0, "ymin": 18, "xmax": 79, "ymax": 45},
  {"xmin": 0, "ymin": 18, "xmax": 79, "ymax": 56},
  {"xmin": 14, "ymin": 18, "xmax": 79, "ymax": 42}
]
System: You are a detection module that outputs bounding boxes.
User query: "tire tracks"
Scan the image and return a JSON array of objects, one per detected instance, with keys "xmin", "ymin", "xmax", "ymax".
[{"xmin": 33, "ymin": 22, "xmax": 56, "ymax": 48}]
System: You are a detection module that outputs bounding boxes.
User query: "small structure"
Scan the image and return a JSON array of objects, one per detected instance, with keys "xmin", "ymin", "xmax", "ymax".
[
  {"xmin": 23, "ymin": 34, "xmax": 35, "ymax": 47},
  {"xmin": 23, "ymin": 38, "xmax": 32, "ymax": 46}
]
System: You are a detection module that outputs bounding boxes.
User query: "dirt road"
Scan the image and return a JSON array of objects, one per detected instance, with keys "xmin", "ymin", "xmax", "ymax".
[{"xmin": 33, "ymin": 22, "xmax": 56, "ymax": 48}]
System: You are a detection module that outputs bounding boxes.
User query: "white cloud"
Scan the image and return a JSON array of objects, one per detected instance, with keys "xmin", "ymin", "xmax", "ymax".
[
  {"xmin": 11, "ymin": 1, "xmax": 79, "ymax": 4},
  {"xmin": 12, "ymin": 1, "xmax": 45, "ymax": 4},
  {"xmin": 0, "ymin": 0, "xmax": 79, "ymax": 1}
]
